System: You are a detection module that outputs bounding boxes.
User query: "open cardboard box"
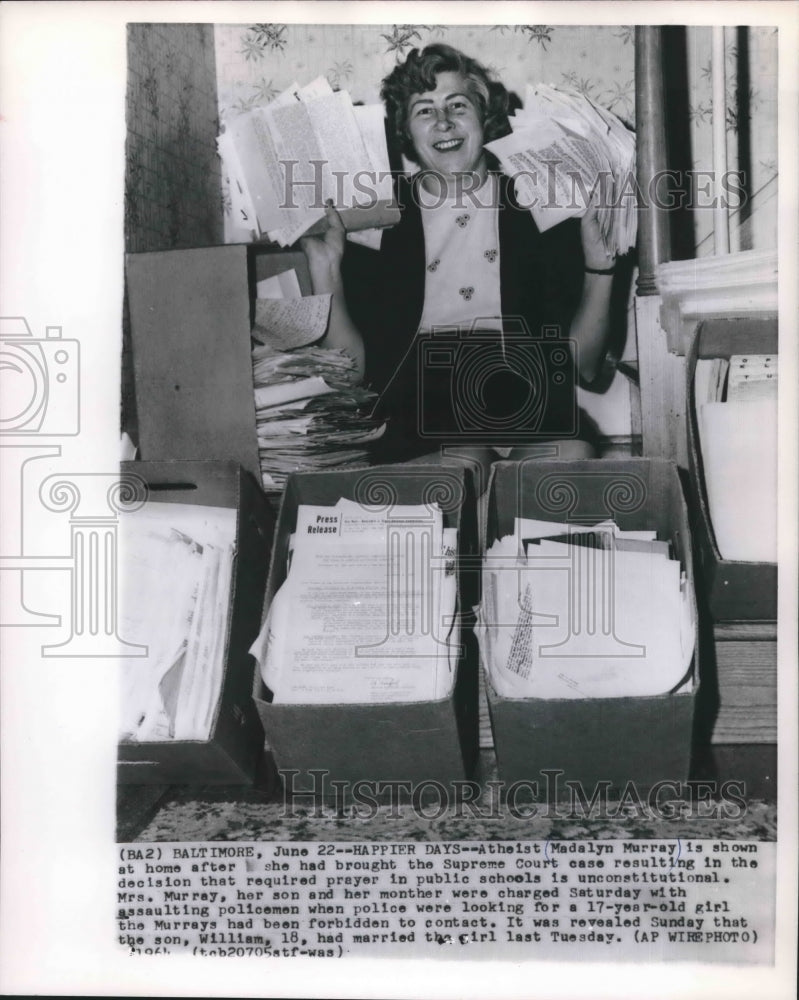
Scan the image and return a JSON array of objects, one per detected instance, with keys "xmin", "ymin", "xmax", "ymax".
[
  {"xmin": 483, "ymin": 458, "xmax": 698, "ymax": 798},
  {"xmin": 126, "ymin": 244, "xmax": 314, "ymax": 482},
  {"xmin": 685, "ymin": 316, "xmax": 778, "ymax": 622},
  {"xmin": 117, "ymin": 461, "xmax": 275, "ymax": 785},
  {"xmin": 252, "ymin": 465, "xmax": 480, "ymax": 796}
]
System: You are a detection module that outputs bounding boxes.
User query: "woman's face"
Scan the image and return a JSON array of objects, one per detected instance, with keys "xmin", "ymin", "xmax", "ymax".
[{"xmin": 406, "ymin": 70, "xmax": 487, "ymax": 183}]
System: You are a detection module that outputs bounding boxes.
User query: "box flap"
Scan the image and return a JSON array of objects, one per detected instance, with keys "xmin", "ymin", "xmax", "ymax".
[
  {"xmin": 695, "ymin": 315, "xmax": 778, "ymax": 359},
  {"xmin": 684, "ymin": 318, "xmax": 778, "ymax": 619},
  {"xmin": 126, "ymin": 245, "xmax": 260, "ymax": 478}
]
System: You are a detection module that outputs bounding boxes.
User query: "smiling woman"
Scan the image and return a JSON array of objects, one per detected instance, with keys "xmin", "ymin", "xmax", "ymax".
[
  {"xmin": 300, "ymin": 44, "xmax": 619, "ymax": 481},
  {"xmin": 406, "ymin": 73, "xmax": 487, "ymax": 187}
]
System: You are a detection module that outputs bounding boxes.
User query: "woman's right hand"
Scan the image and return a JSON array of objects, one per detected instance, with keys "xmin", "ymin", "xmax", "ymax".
[{"xmin": 300, "ymin": 201, "xmax": 346, "ymax": 293}]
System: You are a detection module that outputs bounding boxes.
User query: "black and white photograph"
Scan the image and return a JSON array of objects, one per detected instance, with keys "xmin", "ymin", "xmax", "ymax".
[{"xmin": 0, "ymin": 2, "xmax": 796, "ymax": 997}]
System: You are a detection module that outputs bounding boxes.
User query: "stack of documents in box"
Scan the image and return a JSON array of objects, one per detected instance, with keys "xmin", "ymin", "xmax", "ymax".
[
  {"xmin": 250, "ymin": 500, "xmax": 458, "ymax": 703},
  {"xmin": 476, "ymin": 517, "xmax": 694, "ymax": 699},
  {"xmin": 485, "ymin": 83, "xmax": 636, "ymax": 257},
  {"xmin": 218, "ymin": 76, "xmax": 395, "ymax": 247},
  {"xmin": 252, "ymin": 343, "xmax": 385, "ymax": 492},
  {"xmin": 118, "ymin": 503, "xmax": 236, "ymax": 742},
  {"xmin": 694, "ymin": 355, "xmax": 778, "ymax": 562}
]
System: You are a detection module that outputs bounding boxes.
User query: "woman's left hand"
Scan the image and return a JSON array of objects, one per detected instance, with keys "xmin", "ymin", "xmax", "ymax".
[{"xmin": 580, "ymin": 204, "xmax": 617, "ymax": 272}]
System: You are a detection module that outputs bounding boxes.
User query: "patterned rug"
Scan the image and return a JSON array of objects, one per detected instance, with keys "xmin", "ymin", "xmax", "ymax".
[{"xmin": 132, "ymin": 752, "xmax": 777, "ymax": 843}]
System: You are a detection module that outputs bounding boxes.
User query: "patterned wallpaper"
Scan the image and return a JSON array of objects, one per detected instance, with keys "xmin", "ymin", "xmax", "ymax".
[
  {"xmin": 685, "ymin": 26, "xmax": 778, "ymax": 255},
  {"xmin": 215, "ymin": 23, "xmax": 637, "ymax": 119},
  {"xmin": 214, "ymin": 22, "xmax": 778, "ymax": 255}
]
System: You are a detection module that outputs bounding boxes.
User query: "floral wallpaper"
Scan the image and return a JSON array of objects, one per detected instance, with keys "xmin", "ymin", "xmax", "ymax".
[
  {"xmin": 685, "ymin": 26, "xmax": 778, "ymax": 255},
  {"xmin": 215, "ymin": 22, "xmax": 636, "ymax": 120}
]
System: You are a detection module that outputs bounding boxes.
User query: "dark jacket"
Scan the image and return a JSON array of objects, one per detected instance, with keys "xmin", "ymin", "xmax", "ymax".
[{"xmin": 343, "ymin": 172, "xmax": 587, "ymax": 460}]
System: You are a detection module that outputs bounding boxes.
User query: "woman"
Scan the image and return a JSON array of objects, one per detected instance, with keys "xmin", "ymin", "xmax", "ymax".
[{"xmin": 301, "ymin": 44, "xmax": 618, "ymax": 486}]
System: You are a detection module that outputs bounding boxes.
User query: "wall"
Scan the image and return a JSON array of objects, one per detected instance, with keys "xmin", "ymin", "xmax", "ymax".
[
  {"xmin": 214, "ymin": 23, "xmax": 636, "ymax": 123},
  {"xmin": 125, "ymin": 23, "xmax": 222, "ymax": 253},
  {"xmin": 685, "ymin": 25, "xmax": 778, "ymax": 256}
]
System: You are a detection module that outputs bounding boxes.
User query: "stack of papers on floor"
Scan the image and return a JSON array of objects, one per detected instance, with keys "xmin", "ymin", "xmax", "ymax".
[
  {"xmin": 250, "ymin": 500, "xmax": 459, "ymax": 703},
  {"xmin": 218, "ymin": 76, "xmax": 397, "ymax": 247},
  {"xmin": 252, "ymin": 342, "xmax": 385, "ymax": 492},
  {"xmin": 694, "ymin": 356, "xmax": 778, "ymax": 562},
  {"xmin": 476, "ymin": 516, "xmax": 694, "ymax": 700},
  {"xmin": 118, "ymin": 503, "xmax": 236, "ymax": 742},
  {"xmin": 485, "ymin": 83, "xmax": 636, "ymax": 257}
]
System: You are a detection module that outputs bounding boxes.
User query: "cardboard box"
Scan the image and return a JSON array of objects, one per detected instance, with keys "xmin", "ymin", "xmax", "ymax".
[
  {"xmin": 484, "ymin": 458, "xmax": 698, "ymax": 797},
  {"xmin": 686, "ymin": 316, "xmax": 778, "ymax": 621},
  {"xmin": 252, "ymin": 465, "xmax": 480, "ymax": 795},
  {"xmin": 125, "ymin": 244, "xmax": 312, "ymax": 481},
  {"xmin": 117, "ymin": 461, "xmax": 275, "ymax": 785}
]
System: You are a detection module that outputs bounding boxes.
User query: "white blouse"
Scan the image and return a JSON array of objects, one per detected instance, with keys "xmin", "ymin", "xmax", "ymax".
[{"xmin": 417, "ymin": 174, "xmax": 503, "ymax": 334}]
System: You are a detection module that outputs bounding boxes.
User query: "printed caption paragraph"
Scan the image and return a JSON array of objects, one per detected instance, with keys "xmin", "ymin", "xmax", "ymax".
[{"xmin": 118, "ymin": 840, "xmax": 774, "ymax": 963}]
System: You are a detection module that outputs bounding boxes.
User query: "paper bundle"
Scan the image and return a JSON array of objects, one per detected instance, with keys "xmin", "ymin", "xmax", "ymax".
[
  {"xmin": 657, "ymin": 250, "xmax": 778, "ymax": 350},
  {"xmin": 485, "ymin": 83, "xmax": 637, "ymax": 257},
  {"xmin": 250, "ymin": 500, "xmax": 459, "ymax": 703},
  {"xmin": 477, "ymin": 516, "xmax": 694, "ymax": 700},
  {"xmin": 118, "ymin": 503, "xmax": 236, "ymax": 742},
  {"xmin": 694, "ymin": 356, "xmax": 778, "ymax": 562},
  {"xmin": 252, "ymin": 342, "xmax": 385, "ymax": 492},
  {"xmin": 218, "ymin": 76, "xmax": 396, "ymax": 248}
]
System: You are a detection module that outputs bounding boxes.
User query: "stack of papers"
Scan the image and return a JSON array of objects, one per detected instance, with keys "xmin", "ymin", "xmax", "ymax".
[
  {"xmin": 694, "ymin": 357, "xmax": 729, "ymax": 405},
  {"xmin": 657, "ymin": 250, "xmax": 778, "ymax": 352},
  {"xmin": 694, "ymin": 357, "xmax": 778, "ymax": 562},
  {"xmin": 118, "ymin": 503, "xmax": 236, "ymax": 742},
  {"xmin": 218, "ymin": 76, "xmax": 396, "ymax": 247},
  {"xmin": 485, "ymin": 83, "xmax": 636, "ymax": 257},
  {"xmin": 476, "ymin": 516, "xmax": 694, "ymax": 700},
  {"xmin": 252, "ymin": 266, "xmax": 333, "ymax": 351},
  {"xmin": 250, "ymin": 500, "xmax": 459, "ymax": 703},
  {"xmin": 252, "ymin": 343, "xmax": 385, "ymax": 492}
]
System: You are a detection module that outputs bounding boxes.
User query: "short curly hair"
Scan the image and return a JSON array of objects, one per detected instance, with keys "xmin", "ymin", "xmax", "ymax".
[{"xmin": 380, "ymin": 44, "xmax": 512, "ymax": 164}]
